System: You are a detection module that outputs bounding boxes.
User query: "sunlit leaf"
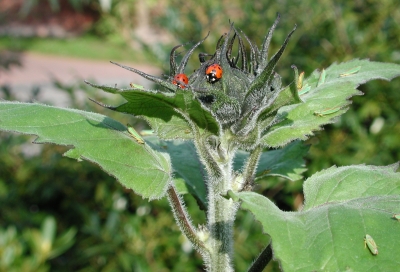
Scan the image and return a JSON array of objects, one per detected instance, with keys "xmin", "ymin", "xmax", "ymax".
[
  {"xmin": 0, "ymin": 102, "xmax": 172, "ymax": 200},
  {"xmin": 85, "ymin": 82, "xmax": 220, "ymax": 139},
  {"xmin": 228, "ymin": 164, "xmax": 400, "ymax": 271},
  {"xmin": 262, "ymin": 59, "xmax": 400, "ymax": 147}
]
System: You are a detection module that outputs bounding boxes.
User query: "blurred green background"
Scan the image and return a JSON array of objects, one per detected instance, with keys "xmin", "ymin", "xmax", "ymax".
[{"xmin": 1, "ymin": 0, "xmax": 399, "ymax": 271}]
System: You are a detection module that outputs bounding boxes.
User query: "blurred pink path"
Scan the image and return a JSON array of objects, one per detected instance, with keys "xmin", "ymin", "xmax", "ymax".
[{"xmin": 0, "ymin": 53, "xmax": 160, "ymax": 106}]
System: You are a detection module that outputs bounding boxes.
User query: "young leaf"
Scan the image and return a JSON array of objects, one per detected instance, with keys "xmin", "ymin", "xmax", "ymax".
[
  {"xmin": 262, "ymin": 59, "xmax": 400, "ymax": 147},
  {"xmin": 233, "ymin": 140, "xmax": 309, "ymax": 182},
  {"xmin": 145, "ymin": 136, "xmax": 207, "ymax": 209},
  {"xmin": 0, "ymin": 102, "xmax": 172, "ymax": 200},
  {"xmin": 86, "ymin": 82, "xmax": 220, "ymax": 139},
  {"xmin": 228, "ymin": 164, "xmax": 400, "ymax": 271}
]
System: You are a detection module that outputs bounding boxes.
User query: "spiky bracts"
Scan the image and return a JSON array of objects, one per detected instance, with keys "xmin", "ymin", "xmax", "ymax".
[{"xmin": 96, "ymin": 14, "xmax": 297, "ymax": 151}]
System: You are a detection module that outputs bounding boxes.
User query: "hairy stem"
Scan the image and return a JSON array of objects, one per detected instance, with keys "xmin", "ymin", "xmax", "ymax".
[
  {"xmin": 167, "ymin": 185, "xmax": 209, "ymax": 257},
  {"xmin": 242, "ymin": 146, "xmax": 263, "ymax": 191},
  {"xmin": 175, "ymin": 108, "xmax": 222, "ymax": 179},
  {"xmin": 206, "ymin": 132, "xmax": 239, "ymax": 272}
]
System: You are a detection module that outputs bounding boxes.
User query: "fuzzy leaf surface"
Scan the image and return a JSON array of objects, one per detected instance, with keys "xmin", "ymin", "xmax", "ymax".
[
  {"xmin": 229, "ymin": 164, "xmax": 400, "ymax": 271},
  {"xmin": 86, "ymin": 82, "xmax": 220, "ymax": 139},
  {"xmin": 0, "ymin": 102, "xmax": 172, "ymax": 200},
  {"xmin": 262, "ymin": 59, "xmax": 400, "ymax": 147},
  {"xmin": 145, "ymin": 136, "xmax": 207, "ymax": 208},
  {"xmin": 233, "ymin": 141, "xmax": 308, "ymax": 181}
]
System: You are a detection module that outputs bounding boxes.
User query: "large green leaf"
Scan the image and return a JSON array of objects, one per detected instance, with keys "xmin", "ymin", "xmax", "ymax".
[
  {"xmin": 145, "ymin": 136, "xmax": 207, "ymax": 209},
  {"xmin": 228, "ymin": 164, "xmax": 400, "ymax": 271},
  {"xmin": 85, "ymin": 82, "xmax": 220, "ymax": 139},
  {"xmin": 0, "ymin": 102, "xmax": 172, "ymax": 200},
  {"xmin": 303, "ymin": 164, "xmax": 400, "ymax": 209},
  {"xmin": 233, "ymin": 141, "xmax": 309, "ymax": 181},
  {"xmin": 262, "ymin": 59, "xmax": 400, "ymax": 147}
]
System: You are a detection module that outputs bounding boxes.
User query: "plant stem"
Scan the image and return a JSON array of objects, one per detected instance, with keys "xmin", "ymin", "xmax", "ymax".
[
  {"xmin": 206, "ymin": 135, "xmax": 239, "ymax": 272},
  {"xmin": 167, "ymin": 185, "xmax": 208, "ymax": 257},
  {"xmin": 247, "ymin": 243, "xmax": 272, "ymax": 272},
  {"xmin": 242, "ymin": 145, "xmax": 263, "ymax": 191}
]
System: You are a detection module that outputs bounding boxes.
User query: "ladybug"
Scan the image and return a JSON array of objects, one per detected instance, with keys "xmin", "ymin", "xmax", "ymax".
[
  {"xmin": 172, "ymin": 73, "xmax": 189, "ymax": 89},
  {"xmin": 206, "ymin": 64, "xmax": 223, "ymax": 83}
]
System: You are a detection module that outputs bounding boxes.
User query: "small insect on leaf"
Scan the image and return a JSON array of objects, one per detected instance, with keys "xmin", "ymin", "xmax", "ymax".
[
  {"xmin": 297, "ymin": 71, "xmax": 305, "ymax": 89},
  {"xmin": 140, "ymin": 129, "xmax": 154, "ymax": 136},
  {"xmin": 392, "ymin": 214, "xmax": 400, "ymax": 221},
  {"xmin": 339, "ymin": 66, "xmax": 361, "ymax": 77},
  {"xmin": 364, "ymin": 234, "xmax": 378, "ymax": 255},
  {"xmin": 127, "ymin": 125, "xmax": 145, "ymax": 145},
  {"xmin": 317, "ymin": 68, "xmax": 326, "ymax": 87},
  {"xmin": 129, "ymin": 83, "xmax": 145, "ymax": 90},
  {"xmin": 314, "ymin": 106, "xmax": 341, "ymax": 117},
  {"xmin": 298, "ymin": 84, "xmax": 311, "ymax": 96}
]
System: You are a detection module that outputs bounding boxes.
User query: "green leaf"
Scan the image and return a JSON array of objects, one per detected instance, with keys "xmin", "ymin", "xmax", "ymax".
[
  {"xmin": 303, "ymin": 164, "xmax": 400, "ymax": 210},
  {"xmin": 146, "ymin": 136, "xmax": 207, "ymax": 208},
  {"xmin": 0, "ymin": 102, "xmax": 172, "ymax": 200},
  {"xmin": 234, "ymin": 141, "xmax": 309, "ymax": 181},
  {"xmin": 41, "ymin": 216, "xmax": 56, "ymax": 247},
  {"xmin": 49, "ymin": 227, "xmax": 77, "ymax": 259},
  {"xmin": 228, "ymin": 164, "xmax": 400, "ymax": 271},
  {"xmin": 262, "ymin": 59, "xmax": 400, "ymax": 147},
  {"xmin": 257, "ymin": 84, "xmax": 301, "ymax": 133},
  {"xmin": 85, "ymin": 82, "xmax": 220, "ymax": 139}
]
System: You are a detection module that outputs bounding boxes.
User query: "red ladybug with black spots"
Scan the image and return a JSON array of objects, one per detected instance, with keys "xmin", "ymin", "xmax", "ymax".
[
  {"xmin": 206, "ymin": 64, "xmax": 223, "ymax": 83},
  {"xmin": 172, "ymin": 73, "xmax": 189, "ymax": 89}
]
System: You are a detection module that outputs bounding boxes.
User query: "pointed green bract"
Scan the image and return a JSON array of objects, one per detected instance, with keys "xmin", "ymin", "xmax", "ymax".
[
  {"xmin": 245, "ymin": 26, "xmax": 297, "ymax": 100},
  {"xmin": 0, "ymin": 102, "xmax": 172, "ymax": 200}
]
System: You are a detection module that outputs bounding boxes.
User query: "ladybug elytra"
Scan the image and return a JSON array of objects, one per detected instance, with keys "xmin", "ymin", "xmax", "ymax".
[
  {"xmin": 206, "ymin": 64, "xmax": 223, "ymax": 83},
  {"xmin": 172, "ymin": 73, "xmax": 189, "ymax": 89}
]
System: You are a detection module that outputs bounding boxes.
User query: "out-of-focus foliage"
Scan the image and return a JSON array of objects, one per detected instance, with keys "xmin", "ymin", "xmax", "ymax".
[
  {"xmin": 0, "ymin": 216, "xmax": 76, "ymax": 272},
  {"xmin": 1, "ymin": 0, "xmax": 399, "ymax": 270}
]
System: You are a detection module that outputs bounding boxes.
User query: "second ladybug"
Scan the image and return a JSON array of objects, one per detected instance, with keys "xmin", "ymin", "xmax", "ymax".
[
  {"xmin": 206, "ymin": 64, "xmax": 223, "ymax": 83},
  {"xmin": 172, "ymin": 73, "xmax": 189, "ymax": 89}
]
